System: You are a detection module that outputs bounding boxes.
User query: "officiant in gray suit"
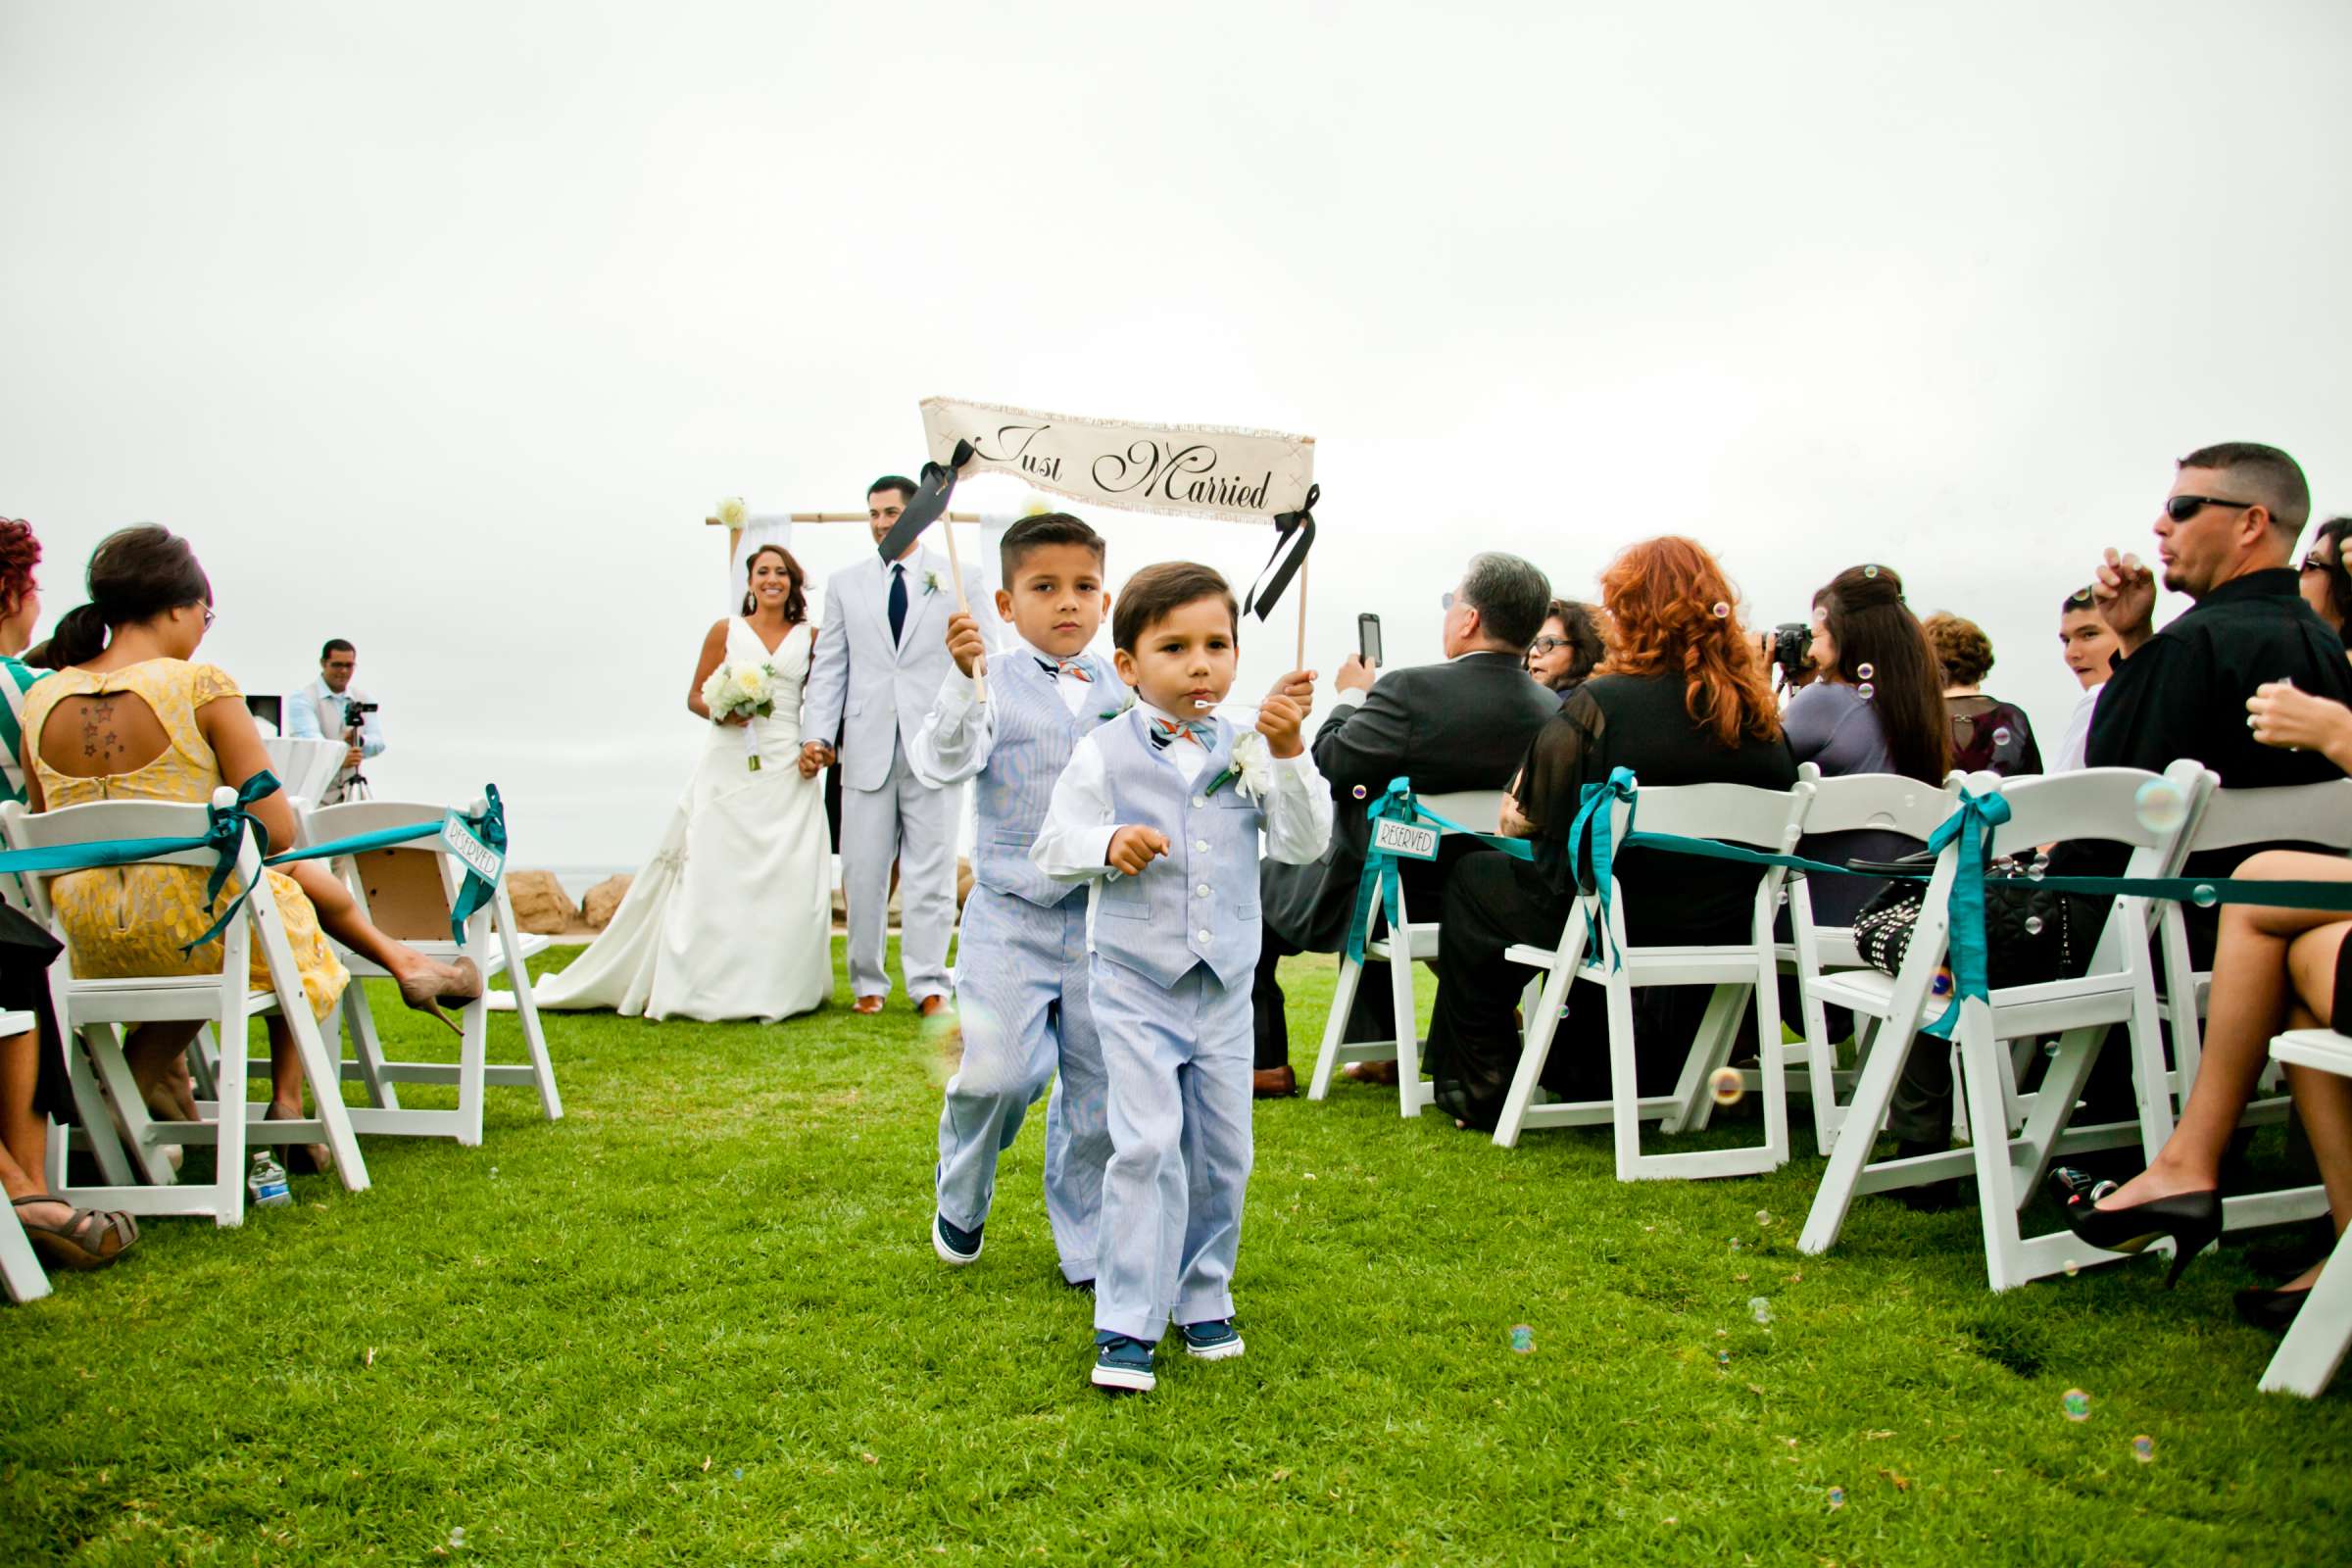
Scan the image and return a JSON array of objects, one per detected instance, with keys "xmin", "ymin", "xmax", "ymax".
[
  {"xmin": 1250, "ymin": 552, "xmax": 1560, "ymax": 1095},
  {"xmin": 801, "ymin": 475, "xmax": 992, "ymax": 1016}
]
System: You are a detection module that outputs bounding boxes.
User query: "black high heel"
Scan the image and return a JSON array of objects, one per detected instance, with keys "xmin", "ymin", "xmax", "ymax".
[{"xmin": 2048, "ymin": 1167, "xmax": 2221, "ymax": 1289}]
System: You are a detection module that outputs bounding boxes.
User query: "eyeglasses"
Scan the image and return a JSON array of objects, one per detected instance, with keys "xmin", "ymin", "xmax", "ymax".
[
  {"xmin": 1529, "ymin": 636, "xmax": 1570, "ymax": 655},
  {"xmin": 2302, "ymin": 554, "xmax": 2337, "ymax": 574},
  {"xmin": 2164, "ymin": 494, "xmax": 2260, "ymax": 523},
  {"xmin": 201, "ymin": 605, "xmax": 216, "ymax": 629}
]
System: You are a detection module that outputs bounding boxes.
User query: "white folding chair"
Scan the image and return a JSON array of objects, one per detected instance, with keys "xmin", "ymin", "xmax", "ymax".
[
  {"xmin": 1307, "ymin": 789, "xmax": 1504, "ymax": 1118},
  {"xmin": 0, "ymin": 1007, "xmax": 51, "ymax": 1302},
  {"xmin": 263, "ymin": 737, "xmax": 347, "ymax": 811},
  {"xmin": 2156, "ymin": 778, "xmax": 2352, "ymax": 1236},
  {"xmin": 1491, "ymin": 777, "xmax": 1813, "ymax": 1179},
  {"xmin": 2, "ymin": 789, "xmax": 369, "ymax": 1225},
  {"xmin": 2254, "ymin": 1028, "xmax": 2352, "ymax": 1396},
  {"xmin": 1796, "ymin": 762, "xmax": 2209, "ymax": 1292},
  {"xmin": 1780, "ymin": 765, "xmax": 1964, "ymax": 1155},
  {"xmin": 299, "ymin": 799, "xmax": 560, "ymax": 1145}
]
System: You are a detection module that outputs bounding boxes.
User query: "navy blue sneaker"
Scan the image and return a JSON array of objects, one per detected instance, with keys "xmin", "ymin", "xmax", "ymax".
[
  {"xmin": 1091, "ymin": 1332, "xmax": 1155, "ymax": 1393},
  {"xmin": 1179, "ymin": 1318, "xmax": 1245, "ymax": 1361},
  {"xmin": 932, "ymin": 1212, "xmax": 983, "ymax": 1265}
]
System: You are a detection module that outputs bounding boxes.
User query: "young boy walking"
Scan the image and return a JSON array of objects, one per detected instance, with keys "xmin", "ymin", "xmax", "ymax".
[
  {"xmin": 1032, "ymin": 563, "xmax": 1330, "ymax": 1392},
  {"xmin": 911, "ymin": 514, "xmax": 1119, "ymax": 1286}
]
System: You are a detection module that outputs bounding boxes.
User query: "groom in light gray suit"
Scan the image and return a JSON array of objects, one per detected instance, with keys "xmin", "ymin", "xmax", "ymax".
[{"xmin": 800, "ymin": 475, "xmax": 992, "ymax": 1015}]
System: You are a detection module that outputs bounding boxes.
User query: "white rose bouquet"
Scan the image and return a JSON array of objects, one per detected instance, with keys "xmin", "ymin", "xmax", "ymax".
[{"xmin": 701, "ymin": 661, "xmax": 780, "ymax": 723}]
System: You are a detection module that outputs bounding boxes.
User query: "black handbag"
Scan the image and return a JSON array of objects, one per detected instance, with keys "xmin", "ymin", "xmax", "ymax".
[{"xmin": 1848, "ymin": 855, "xmax": 2078, "ymax": 988}]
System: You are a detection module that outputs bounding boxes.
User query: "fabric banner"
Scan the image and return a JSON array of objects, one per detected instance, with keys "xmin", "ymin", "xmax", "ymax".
[{"xmin": 918, "ymin": 396, "xmax": 1315, "ymax": 524}]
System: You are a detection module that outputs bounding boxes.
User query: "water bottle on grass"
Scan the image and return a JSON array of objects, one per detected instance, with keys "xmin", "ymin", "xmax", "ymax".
[{"xmin": 247, "ymin": 1152, "xmax": 291, "ymax": 1209}]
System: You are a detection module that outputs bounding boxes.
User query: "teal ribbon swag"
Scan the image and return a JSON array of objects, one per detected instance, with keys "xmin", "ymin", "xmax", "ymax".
[
  {"xmin": 1344, "ymin": 777, "xmax": 1532, "ymax": 966},
  {"xmin": 1915, "ymin": 785, "xmax": 2009, "ymax": 1040}
]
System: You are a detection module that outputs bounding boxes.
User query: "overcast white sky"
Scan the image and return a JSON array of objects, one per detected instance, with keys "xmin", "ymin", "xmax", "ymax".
[{"xmin": 5, "ymin": 2, "xmax": 2348, "ymax": 869}]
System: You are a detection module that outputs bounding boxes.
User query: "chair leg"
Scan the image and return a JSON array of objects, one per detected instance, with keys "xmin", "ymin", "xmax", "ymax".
[
  {"xmin": 457, "ymin": 1000, "xmax": 488, "ymax": 1148},
  {"xmin": 0, "ymin": 1201, "xmax": 51, "ymax": 1303},
  {"xmin": 1493, "ymin": 908, "xmax": 1589, "ymax": 1149},
  {"xmin": 1799, "ymin": 966, "xmax": 1842, "ymax": 1156},
  {"xmin": 1755, "ymin": 953, "xmax": 1790, "ymax": 1169},
  {"xmin": 344, "ymin": 985, "xmax": 399, "ymax": 1110},
  {"xmin": 62, "ymin": 1030, "xmax": 133, "ymax": 1188},
  {"xmin": 213, "ymin": 1013, "xmax": 248, "ymax": 1227},
  {"xmin": 1392, "ymin": 946, "xmax": 1423, "ymax": 1119},
  {"xmin": 1799, "ymin": 1006, "xmax": 1918, "ymax": 1256},
  {"xmin": 1307, "ymin": 956, "xmax": 1363, "ymax": 1102},
  {"xmin": 87, "ymin": 1030, "xmax": 176, "ymax": 1188},
  {"xmin": 1666, "ymin": 984, "xmax": 1743, "ymax": 1134},
  {"xmin": 497, "ymin": 894, "xmax": 563, "ymax": 1120},
  {"xmin": 1606, "ymin": 968, "xmax": 1645, "ymax": 1181},
  {"xmin": 1958, "ymin": 1007, "xmax": 2033, "ymax": 1291},
  {"xmin": 2128, "ymin": 970, "xmax": 2178, "ymax": 1160},
  {"xmin": 2259, "ymin": 1228, "xmax": 2352, "ymax": 1396}
]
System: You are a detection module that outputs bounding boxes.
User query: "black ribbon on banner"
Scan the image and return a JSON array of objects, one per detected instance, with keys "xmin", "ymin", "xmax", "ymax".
[
  {"xmin": 876, "ymin": 439, "xmax": 975, "ymax": 562},
  {"xmin": 1242, "ymin": 483, "xmax": 1319, "ymax": 622}
]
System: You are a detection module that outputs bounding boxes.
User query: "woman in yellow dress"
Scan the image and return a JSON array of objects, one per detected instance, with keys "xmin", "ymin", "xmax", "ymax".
[{"xmin": 19, "ymin": 525, "xmax": 481, "ymax": 1170}]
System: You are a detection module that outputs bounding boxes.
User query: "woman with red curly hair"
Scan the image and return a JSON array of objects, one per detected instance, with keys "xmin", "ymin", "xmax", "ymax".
[{"xmin": 1424, "ymin": 536, "xmax": 1796, "ymax": 1132}]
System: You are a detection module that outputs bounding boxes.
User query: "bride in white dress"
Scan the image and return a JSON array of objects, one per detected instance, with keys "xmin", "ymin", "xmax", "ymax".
[{"xmin": 529, "ymin": 544, "xmax": 833, "ymax": 1021}]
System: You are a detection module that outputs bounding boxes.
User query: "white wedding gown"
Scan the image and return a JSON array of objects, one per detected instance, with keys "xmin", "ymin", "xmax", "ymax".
[{"xmin": 529, "ymin": 619, "xmax": 833, "ymax": 1022}]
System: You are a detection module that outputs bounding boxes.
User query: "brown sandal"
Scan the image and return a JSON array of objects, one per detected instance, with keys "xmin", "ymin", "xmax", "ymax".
[
  {"xmin": 12, "ymin": 1195, "xmax": 139, "ymax": 1271},
  {"xmin": 398, "ymin": 957, "xmax": 484, "ymax": 1038},
  {"xmin": 264, "ymin": 1103, "xmax": 334, "ymax": 1178}
]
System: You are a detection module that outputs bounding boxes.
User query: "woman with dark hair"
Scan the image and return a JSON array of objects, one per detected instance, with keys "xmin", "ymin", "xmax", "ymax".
[
  {"xmin": 1922, "ymin": 611, "xmax": 2042, "ymax": 775},
  {"xmin": 1422, "ymin": 537, "xmax": 1797, "ymax": 1131},
  {"xmin": 20, "ymin": 525, "xmax": 480, "ymax": 1174},
  {"xmin": 1526, "ymin": 598, "xmax": 1607, "ymax": 697},
  {"xmin": 1781, "ymin": 565, "xmax": 1950, "ymax": 925},
  {"xmin": 2297, "ymin": 516, "xmax": 2352, "ymax": 637},
  {"xmin": 529, "ymin": 541, "xmax": 831, "ymax": 1021}
]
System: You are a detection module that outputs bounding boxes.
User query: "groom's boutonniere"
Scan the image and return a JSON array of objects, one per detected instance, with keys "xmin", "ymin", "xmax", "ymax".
[
  {"xmin": 922, "ymin": 569, "xmax": 942, "ymax": 597},
  {"xmin": 1096, "ymin": 685, "xmax": 1138, "ymax": 723},
  {"xmin": 1204, "ymin": 728, "xmax": 1273, "ymax": 801}
]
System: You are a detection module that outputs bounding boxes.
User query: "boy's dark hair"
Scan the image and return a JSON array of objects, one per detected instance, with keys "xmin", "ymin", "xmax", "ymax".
[
  {"xmin": 1112, "ymin": 562, "xmax": 1239, "ymax": 653},
  {"xmin": 1000, "ymin": 513, "xmax": 1105, "ymax": 582},
  {"xmin": 321, "ymin": 638, "xmax": 355, "ymax": 661},
  {"xmin": 866, "ymin": 474, "xmax": 917, "ymax": 503},
  {"xmin": 2178, "ymin": 441, "xmax": 2310, "ymax": 536}
]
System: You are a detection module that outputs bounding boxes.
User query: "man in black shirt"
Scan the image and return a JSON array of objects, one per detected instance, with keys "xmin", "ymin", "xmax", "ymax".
[{"xmin": 1889, "ymin": 441, "xmax": 2350, "ymax": 1155}]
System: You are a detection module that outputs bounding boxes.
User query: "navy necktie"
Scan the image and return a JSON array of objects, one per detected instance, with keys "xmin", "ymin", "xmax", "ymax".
[{"xmin": 887, "ymin": 563, "xmax": 907, "ymax": 645}]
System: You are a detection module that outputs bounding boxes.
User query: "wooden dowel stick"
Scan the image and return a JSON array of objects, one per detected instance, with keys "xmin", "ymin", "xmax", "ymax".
[
  {"xmin": 939, "ymin": 518, "xmax": 986, "ymax": 702},
  {"xmin": 1295, "ymin": 557, "xmax": 1309, "ymax": 671},
  {"xmin": 702, "ymin": 512, "xmax": 982, "ymax": 525}
]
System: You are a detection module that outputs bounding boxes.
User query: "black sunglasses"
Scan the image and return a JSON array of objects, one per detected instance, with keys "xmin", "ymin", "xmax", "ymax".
[{"xmin": 2165, "ymin": 494, "xmax": 2259, "ymax": 523}]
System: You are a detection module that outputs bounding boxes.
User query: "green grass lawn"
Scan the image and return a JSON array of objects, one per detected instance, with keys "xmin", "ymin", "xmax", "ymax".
[{"xmin": 4, "ymin": 940, "xmax": 2350, "ymax": 1565}]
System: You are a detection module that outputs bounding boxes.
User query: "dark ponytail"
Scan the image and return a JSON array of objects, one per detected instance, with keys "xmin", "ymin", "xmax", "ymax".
[{"xmin": 46, "ymin": 524, "xmax": 214, "ymax": 668}]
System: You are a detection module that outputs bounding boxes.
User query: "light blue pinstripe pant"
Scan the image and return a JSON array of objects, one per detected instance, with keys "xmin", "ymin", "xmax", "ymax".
[{"xmin": 934, "ymin": 886, "xmax": 1108, "ymax": 1283}]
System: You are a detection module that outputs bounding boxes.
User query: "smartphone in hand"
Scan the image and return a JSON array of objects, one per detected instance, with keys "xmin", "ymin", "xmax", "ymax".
[{"xmin": 1357, "ymin": 612, "xmax": 1383, "ymax": 668}]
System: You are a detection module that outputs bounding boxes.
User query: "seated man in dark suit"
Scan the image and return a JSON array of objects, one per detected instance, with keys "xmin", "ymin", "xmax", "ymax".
[{"xmin": 1251, "ymin": 552, "xmax": 1562, "ymax": 1096}]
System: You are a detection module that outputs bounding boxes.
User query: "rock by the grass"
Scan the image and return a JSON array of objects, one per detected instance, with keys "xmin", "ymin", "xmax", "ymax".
[
  {"xmin": 507, "ymin": 870, "xmax": 577, "ymax": 935},
  {"xmin": 582, "ymin": 873, "xmax": 632, "ymax": 930}
]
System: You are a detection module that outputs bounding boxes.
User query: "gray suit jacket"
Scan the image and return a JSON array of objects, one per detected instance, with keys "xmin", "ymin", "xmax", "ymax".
[
  {"xmin": 1261, "ymin": 650, "xmax": 1563, "ymax": 952},
  {"xmin": 801, "ymin": 546, "xmax": 991, "ymax": 793}
]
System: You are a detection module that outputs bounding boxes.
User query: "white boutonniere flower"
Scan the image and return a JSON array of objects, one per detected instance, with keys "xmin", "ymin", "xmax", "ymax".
[
  {"xmin": 717, "ymin": 496, "xmax": 748, "ymax": 527},
  {"xmin": 1228, "ymin": 728, "xmax": 1276, "ymax": 802},
  {"xmin": 1096, "ymin": 685, "xmax": 1138, "ymax": 722},
  {"xmin": 922, "ymin": 569, "xmax": 942, "ymax": 597}
]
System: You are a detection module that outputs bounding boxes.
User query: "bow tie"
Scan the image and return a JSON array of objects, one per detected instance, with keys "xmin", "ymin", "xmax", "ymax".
[
  {"xmin": 1036, "ymin": 657, "xmax": 1094, "ymax": 683},
  {"xmin": 1150, "ymin": 716, "xmax": 1217, "ymax": 751}
]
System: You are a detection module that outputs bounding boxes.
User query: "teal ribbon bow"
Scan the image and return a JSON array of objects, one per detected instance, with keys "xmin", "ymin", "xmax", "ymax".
[
  {"xmin": 1567, "ymin": 767, "xmax": 1641, "ymax": 969},
  {"xmin": 1344, "ymin": 777, "xmax": 1532, "ymax": 965},
  {"xmin": 1917, "ymin": 784, "xmax": 2012, "ymax": 1039},
  {"xmin": 178, "ymin": 771, "xmax": 285, "ymax": 953},
  {"xmin": 263, "ymin": 785, "xmax": 508, "ymax": 945}
]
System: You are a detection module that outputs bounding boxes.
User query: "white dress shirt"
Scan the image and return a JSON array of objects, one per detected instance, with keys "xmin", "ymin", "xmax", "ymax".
[
  {"xmin": 1031, "ymin": 701, "xmax": 1335, "ymax": 947},
  {"xmin": 908, "ymin": 639, "xmax": 1100, "ymax": 788},
  {"xmin": 2054, "ymin": 682, "xmax": 2103, "ymax": 773}
]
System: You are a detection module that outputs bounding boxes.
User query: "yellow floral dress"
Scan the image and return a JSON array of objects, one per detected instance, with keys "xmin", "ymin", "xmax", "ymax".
[{"xmin": 22, "ymin": 660, "xmax": 347, "ymax": 1020}]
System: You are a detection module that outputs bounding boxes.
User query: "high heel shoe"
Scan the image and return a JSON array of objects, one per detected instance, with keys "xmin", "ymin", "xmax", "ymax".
[
  {"xmin": 2234, "ymin": 1285, "xmax": 2312, "ymax": 1332},
  {"xmin": 2048, "ymin": 1167, "xmax": 2221, "ymax": 1288},
  {"xmin": 397, "ymin": 958, "xmax": 484, "ymax": 1038}
]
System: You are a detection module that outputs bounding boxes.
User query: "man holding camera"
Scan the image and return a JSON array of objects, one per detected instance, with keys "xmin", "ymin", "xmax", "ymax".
[{"xmin": 285, "ymin": 638, "xmax": 383, "ymax": 803}]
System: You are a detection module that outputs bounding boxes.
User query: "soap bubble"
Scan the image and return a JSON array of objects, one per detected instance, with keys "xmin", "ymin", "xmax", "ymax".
[
  {"xmin": 1749, "ymin": 1296, "xmax": 1773, "ymax": 1324},
  {"xmin": 451, "ymin": 1527, "xmax": 466, "ymax": 1548},
  {"xmin": 1729, "ymin": 1238, "xmax": 1741, "ymax": 1250},
  {"xmin": 1856, "ymin": 682, "xmax": 1875, "ymax": 701},
  {"xmin": 1827, "ymin": 1486, "xmax": 1846, "ymax": 1510},
  {"xmin": 2062, "ymin": 1389, "xmax": 2091, "ymax": 1421},
  {"xmin": 1856, "ymin": 662, "xmax": 1875, "ymax": 680},
  {"xmin": 2133, "ymin": 778, "xmax": 2189, "ymax": 834},
  {"xmin": 1510, "ymin": 1324, "xmax": 1534, "ymax": 1353},
  {"xmin": 1708, "ymin": 1066, "xmax": 1745, "ymax": 1105},
  {"xmin": 1755, "ymin": 1209, "xmax": 1773, "ymax": 1227},
  {"xmin": 2063, "ymin": 1261, "xmax": 2079, "ymax": 1277},
  {"xmin": 2192, "ymin": 884, "xmax": 2219, "ymax": 908},
  {"xmin": 1716, "ymin": 1348, "xmax": 1732, "ymax": 1369},
  {"xmin": 1993, "ymin": 726, "xmax": 2013, "ymax": 747},
  {"xmin": 1863, "ymin": 564, "xmax": 1881, "ymax": 578},
  {"xmin": 1711, "ymin": 601, "xmax": 1730, "ymax": 618},
  {"xmin": 734, "ymin": 1467, "xmax": 744, "ymax": 1479},
  {"xmin": 1351, "ymin": 784, "xmax": 1368, "ymax": 800},
  {"xmin": 2025, "ymin": 915, "xmax": 2043, "ymax": 936},
  {"xmin": 2132, "ymin": 1435, "xmax": 2155, "ymax": 1464},
  {"xmin": 1931, "ymin": 970, "xmax": 1953, "ymax": 997}
]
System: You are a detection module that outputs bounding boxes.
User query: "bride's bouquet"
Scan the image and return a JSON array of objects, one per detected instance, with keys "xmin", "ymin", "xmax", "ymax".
[{"xmin": 703, "ymin": 662, "xmax": 782, "ymax": 768}]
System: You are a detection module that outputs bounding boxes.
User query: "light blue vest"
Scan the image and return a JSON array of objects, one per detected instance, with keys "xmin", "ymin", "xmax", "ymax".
[
  {"xmin": 1090, "ymin": 710, "xmax": 1264, "ymax": 991},
  {"xmin": 972, "ymin": 652, "xmax": 1113, "ymax": 909}
]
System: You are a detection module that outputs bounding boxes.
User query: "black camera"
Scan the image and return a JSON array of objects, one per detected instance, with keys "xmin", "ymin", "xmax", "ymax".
[
  {"xmin": 1765, "ymin": 623, "xmax": 1813, "ymax": 686},
  {"xmin": 343, "ymin": 699, "xmax": 378, "ymax": 730}
]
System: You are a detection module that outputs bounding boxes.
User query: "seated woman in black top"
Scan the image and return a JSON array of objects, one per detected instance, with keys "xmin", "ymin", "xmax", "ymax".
[{"xmin": 1425, "ymin": 536, "xmax": 1796, "ymax": 1131}]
